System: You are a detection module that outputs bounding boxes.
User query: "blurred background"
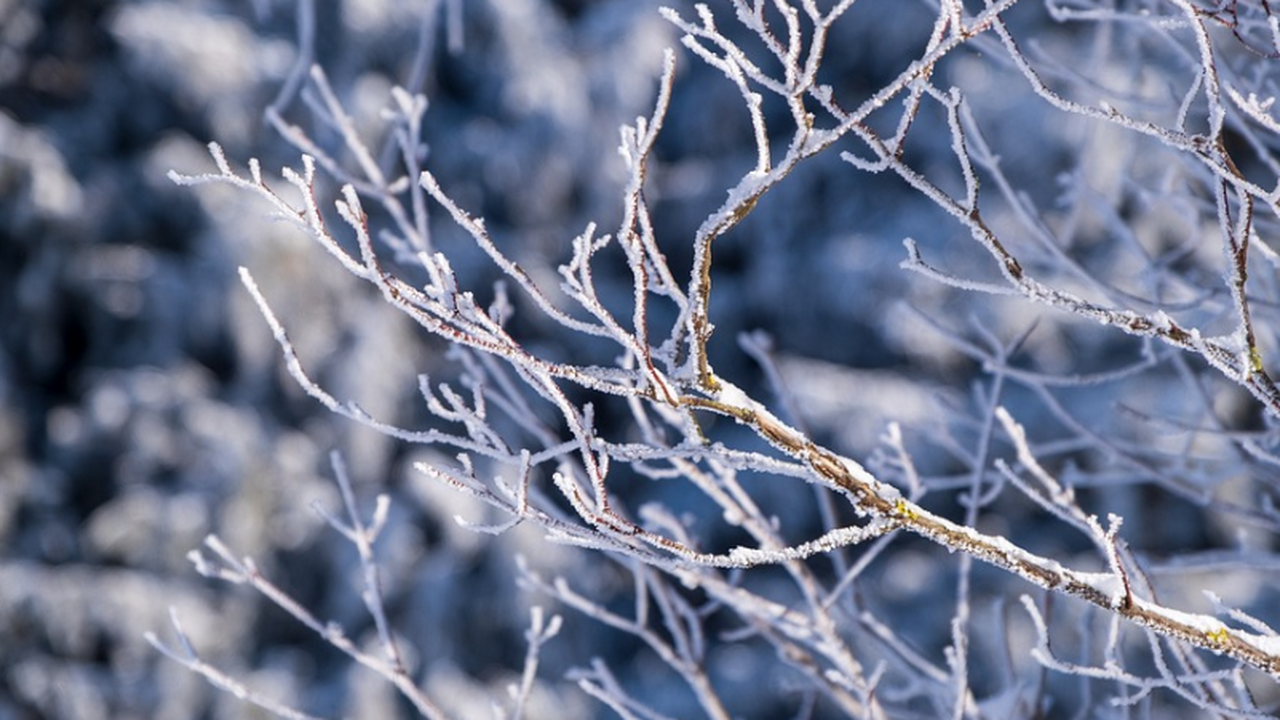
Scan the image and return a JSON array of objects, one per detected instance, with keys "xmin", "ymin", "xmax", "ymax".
[{"xmin": 3, "ymin": 0, "xmax": 1279, "ymax": 718}]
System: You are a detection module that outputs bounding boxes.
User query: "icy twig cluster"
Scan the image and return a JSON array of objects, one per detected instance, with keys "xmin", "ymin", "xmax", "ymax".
[{"xmin": 157, "ymin": 1, "xmax": 1280, "ymax": 717}]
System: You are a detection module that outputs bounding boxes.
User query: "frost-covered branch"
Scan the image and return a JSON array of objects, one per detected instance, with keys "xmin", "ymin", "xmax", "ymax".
[{"xmin": 164, "ymin": 0, "xmax": 1280, "ymax": 716}]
